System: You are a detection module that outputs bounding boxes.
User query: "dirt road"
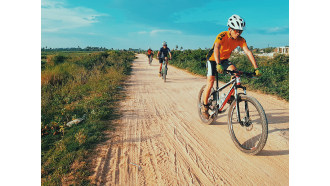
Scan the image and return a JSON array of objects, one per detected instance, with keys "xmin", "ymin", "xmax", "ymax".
[{"xmin": 91, "ymin": 54, "xmax": 289, "ymax": 185}]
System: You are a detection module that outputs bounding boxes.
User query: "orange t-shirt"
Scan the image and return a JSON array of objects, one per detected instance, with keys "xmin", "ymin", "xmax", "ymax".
[{"xmin": 207, "ymin": 31, "xmax": 247, "ymax": 61}]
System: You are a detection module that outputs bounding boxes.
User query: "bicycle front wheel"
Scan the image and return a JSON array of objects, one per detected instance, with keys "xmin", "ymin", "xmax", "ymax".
[
  {"xmin": 163, "ymin": 65, "xmax": 167, "ymax": 82},
  {"xmin": 227, "ymin": 95, "xmax": 268, "ymax": 155}
]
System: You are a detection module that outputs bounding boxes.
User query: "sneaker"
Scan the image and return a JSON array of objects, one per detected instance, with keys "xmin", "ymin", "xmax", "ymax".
[{"xmin": 201, "ymin": 104, "xmax": 210, "ymax": 119}]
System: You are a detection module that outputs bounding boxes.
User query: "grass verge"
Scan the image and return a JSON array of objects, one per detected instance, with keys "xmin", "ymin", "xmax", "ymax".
[{"xmin": 41, "ymin": 50, "xmax": 135, "ymax": 185}]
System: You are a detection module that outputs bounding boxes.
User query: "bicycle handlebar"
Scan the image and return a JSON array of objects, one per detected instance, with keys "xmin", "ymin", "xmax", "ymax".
[
  {"xmin": 157, "ymin": 57, "xmax": 172, "ymax": 60},
  {"xmin": 223, "ymin": 70, "xmax": 256, "ymax": 78}
]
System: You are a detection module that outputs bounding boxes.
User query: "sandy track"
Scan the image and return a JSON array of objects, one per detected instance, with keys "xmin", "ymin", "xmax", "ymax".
[{"xmin": 91, "ymin": 54, "xmax": 289, "ymax": 185}]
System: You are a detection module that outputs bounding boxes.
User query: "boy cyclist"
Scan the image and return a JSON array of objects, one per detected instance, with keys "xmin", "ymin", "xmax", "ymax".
[
  {"xmin": 146, "ymin": 47, "xmax": 154, "ymax": 62},
  {"xmin": 157, "ymin": 41, "xmax": 172, "ymax": 77},
  {"xmin": 202, "ymin": 14, "xmax": 262, "ymax": 119}
]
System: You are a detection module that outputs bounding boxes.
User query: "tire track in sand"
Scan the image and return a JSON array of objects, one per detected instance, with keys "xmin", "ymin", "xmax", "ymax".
[{"xmin": 90, "ymin": 54, "xmax": 289, "ymax": 185}]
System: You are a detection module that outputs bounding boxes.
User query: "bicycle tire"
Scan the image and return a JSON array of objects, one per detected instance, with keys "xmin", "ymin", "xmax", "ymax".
[
  {"xmin": 227, "ymin": 95, "xmax": 268, "ymax": 155},
  {"xmin": 197, "ymin": 85, "xmax": 218, "ymax": 125},
  {"xmin": 163, "ymin": 64, "xmax": 167, "ymax": 82}
]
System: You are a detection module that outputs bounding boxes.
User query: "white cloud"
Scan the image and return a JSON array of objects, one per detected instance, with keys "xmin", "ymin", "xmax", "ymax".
[
  {"xmin": 150, "ymin": 29, "xmax": 182, "ymax": 35},
  {"xmin": 138, "ymin": 29, "xmax": 182, "ymax": 36},
  {"xmin": 248, "ymin": 26, "xmax": 289, "ymax": 35},
  {"xmin": 42, "ymin": 0, "xmax": 108, "ymax": 33},
  {"xmin": 137, "ymin": 31, "xmax": 148, "ymax": 34}
]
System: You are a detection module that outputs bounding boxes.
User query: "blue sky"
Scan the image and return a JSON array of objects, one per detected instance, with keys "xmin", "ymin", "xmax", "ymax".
[{"xmin": 41, "ymin": 0, "xmax": 289, "ymax": 49}]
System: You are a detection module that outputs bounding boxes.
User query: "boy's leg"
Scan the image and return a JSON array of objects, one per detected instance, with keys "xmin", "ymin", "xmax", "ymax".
[
  {"xmin": 159, "ymin": 58, "xmax": 163, "ymax": 76},
  {"xmin": 201, "ymin": 61, "xmax": 217, "ymax": 119},
  {"xmin": 203, "ymin": 76, "xmax": 215, "ymax": 105},
  {"xmin": 202, "ymin": 76, "xmax": 215, "ymax": 119},
  {"xmin": 221, "ymin": 60, "xmax": 236, "ymax": 76},
  {"xmin": 226, "ymin": 64, "xmax": 237, "ymax": 104},
  {"xmin": 227, "ymin": 64, "xmax": 236, "ymax": 72}
]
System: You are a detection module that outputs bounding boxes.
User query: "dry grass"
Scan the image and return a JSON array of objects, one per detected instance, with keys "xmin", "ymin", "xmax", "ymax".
[{"xmin": 41, "ymin": 51, "xmax": 135, "ymax": 185}]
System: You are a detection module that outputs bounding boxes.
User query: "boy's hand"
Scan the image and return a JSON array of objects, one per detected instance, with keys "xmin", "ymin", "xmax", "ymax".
[
  {"xmin": 254, "ymin": 69, "xmax": 262, "ymax": 77},
  {"xmin": 216, "ymin": 64, "xmax": 224, "ymax": 74}
]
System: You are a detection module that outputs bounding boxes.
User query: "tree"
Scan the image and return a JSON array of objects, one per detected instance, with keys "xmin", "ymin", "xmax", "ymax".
[{"xmin": 264, "ymin": 47, "xmax": 275, "ymax": 53}]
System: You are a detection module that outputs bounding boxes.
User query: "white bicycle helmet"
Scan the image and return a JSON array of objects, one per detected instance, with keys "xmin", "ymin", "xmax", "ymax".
[
  {"xmin": 227, "ymin": 14, "xmax": 245, "ymax": 30},
  {"xmin": 162, "ymin": 41, "xmax": 167, "ymax": 46}
]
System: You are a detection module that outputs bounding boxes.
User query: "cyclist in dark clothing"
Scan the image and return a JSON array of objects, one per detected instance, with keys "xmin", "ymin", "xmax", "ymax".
[{"xmin": 157, "ymin": 41, "xmax": 172, "ymax": 77}]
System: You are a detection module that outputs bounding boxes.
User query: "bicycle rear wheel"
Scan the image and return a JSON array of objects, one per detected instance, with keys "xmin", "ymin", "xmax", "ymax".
[
  {"xmin": 197, "ymin": 85, "xmax": 218, "ymax": 125},
  {"xmin": 227, "ymin": 95, "xmax": 268, "ymax": 155}
]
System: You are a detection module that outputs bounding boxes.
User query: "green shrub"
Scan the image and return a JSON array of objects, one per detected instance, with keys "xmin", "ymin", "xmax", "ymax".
[{"xmin": 170, "ymin": 50, "xmax": 289, "ymax": 101}]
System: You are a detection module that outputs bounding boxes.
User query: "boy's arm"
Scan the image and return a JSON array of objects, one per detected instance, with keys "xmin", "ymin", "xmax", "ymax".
[
  {"xmin": 242, "ymin": 45, "xmax": 258, "ymax": 69},
  {"xmin": 214, "ymin": 42, "xmax": 221, "ymax": 64}
]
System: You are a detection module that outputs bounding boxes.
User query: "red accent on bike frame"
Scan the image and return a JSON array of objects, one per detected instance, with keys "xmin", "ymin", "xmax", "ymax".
[
  {"xmin": 236, "ymin": 76, "xmax": 241, "ymax": 85},
  {"xmin": 219, "ymin": 88, "xmax": 235, "ymax": 111}
]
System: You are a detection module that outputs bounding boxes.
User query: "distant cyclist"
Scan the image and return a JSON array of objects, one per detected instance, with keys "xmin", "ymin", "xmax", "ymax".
[
  {"xmin": 157, "ymin": 41, "xmax": 172, "ymax": 77},
  {"xmin": 201, "ymin": 14, "xmax": 262, "ymax": 119},
  {"xmin": 146, "ymin": 47, "xmax": 154, "ymax": 62}
]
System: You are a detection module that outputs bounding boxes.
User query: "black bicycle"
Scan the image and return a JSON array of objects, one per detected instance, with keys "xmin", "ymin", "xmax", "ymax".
[
  {"xmin": 160, "ymin": 57, "xmax": 170, "ymax": 82},
  {"xmin": 197, "ymin": 70, "xmax": 268, "ymax": 155}
]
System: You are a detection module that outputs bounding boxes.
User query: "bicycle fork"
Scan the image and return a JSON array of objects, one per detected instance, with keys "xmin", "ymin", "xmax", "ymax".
[{"xmin": 234, "ymin": 87, "xmax": 251, "ymax": 127}]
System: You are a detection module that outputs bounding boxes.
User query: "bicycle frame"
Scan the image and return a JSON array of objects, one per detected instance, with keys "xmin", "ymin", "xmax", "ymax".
[{"xmin": 214, "ymin": 72, "xmax": 248, "ymax": 125}]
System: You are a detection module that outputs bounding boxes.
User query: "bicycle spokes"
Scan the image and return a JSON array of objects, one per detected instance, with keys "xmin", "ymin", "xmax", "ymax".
[{"xmin": 229, "ymin": 97, "xmax": 266, "ymax": 153}]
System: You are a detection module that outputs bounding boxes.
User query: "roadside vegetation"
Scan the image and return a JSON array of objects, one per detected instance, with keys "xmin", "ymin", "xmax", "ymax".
[
  {"xmin": 41, "ymin": 50, "xmax": 135, "ymax": 185},
  {"xmin": 170, "ymin": 49, "xmax": 289, "ymax": 101}
]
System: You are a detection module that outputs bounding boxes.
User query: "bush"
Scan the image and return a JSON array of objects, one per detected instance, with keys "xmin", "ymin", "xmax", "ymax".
[
  {"xmin": 170, "ymin": 50, "xmax": 289, "ymax": 101},
  {"xmin": 46, "ymin": 54, "xmax": 67, "ymax": 66}
]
